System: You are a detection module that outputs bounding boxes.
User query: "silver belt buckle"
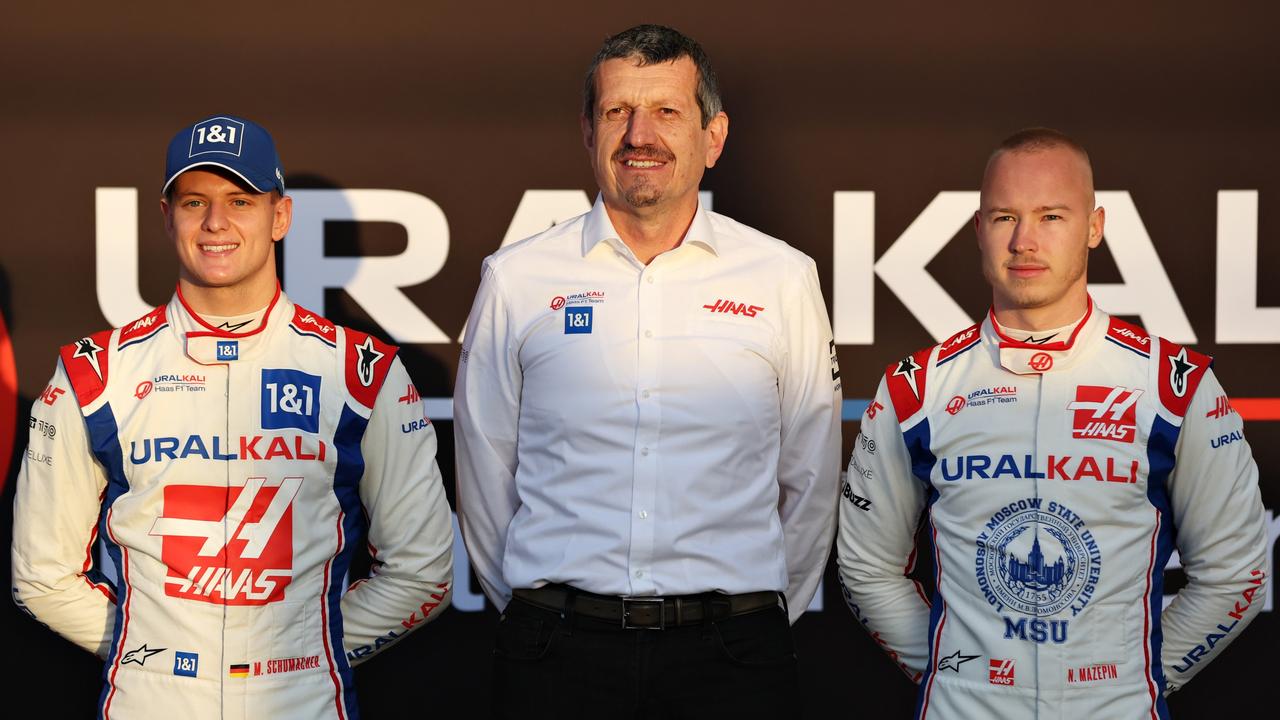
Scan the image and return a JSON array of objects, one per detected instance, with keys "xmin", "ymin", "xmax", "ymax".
[{"xmin": 621, "ymin": 597, "xmax": 665, "ymax": 630}]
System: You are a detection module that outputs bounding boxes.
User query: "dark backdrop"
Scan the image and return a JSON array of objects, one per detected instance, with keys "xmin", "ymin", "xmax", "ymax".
[{"xmin": 2, "ymin": 2, "xmax": 1276, "ymax": 716}]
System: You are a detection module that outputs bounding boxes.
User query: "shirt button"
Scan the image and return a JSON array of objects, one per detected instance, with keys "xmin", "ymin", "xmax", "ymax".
[
  {"xmin": 644, "ymin": 329, "xmax": 653, "ymax": 338},
  {"xmin": 638, "ymin": 510, "xmax": 648, "ymax": 519},
  {"xmin": 640, "ymin": 447, "xmax": 650, "ymax": 456},
  {"xmin": 642, "ymin": 389, "xmax": 651, "ymax": 399},
  {"xmin": 635, "ymin": 570, "xmax": 644, "ymax": 578},
  {"xmin": 646, "ymin": 276, "xmax": 655, "ymax": 284}
]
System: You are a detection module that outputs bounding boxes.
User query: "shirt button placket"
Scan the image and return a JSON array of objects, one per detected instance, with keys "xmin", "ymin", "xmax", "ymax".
[{"xmin": 629, "ymin": 266, "xmax": 660, "ymax": 594}]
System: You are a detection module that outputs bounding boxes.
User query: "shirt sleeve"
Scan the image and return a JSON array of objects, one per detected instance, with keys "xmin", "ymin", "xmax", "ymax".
[
  {"xmin": 775, "ymin": 259, "xmax": 843, "ymax": 623},
  {"xmin": 10, "ymin": 360, "xmax": 115, "ymax": 658},
  {"xmin": 454, "ymin": 259, "xmax": 523, "ymax": 611},
  {"xmin": 1159, "ymin": 368, "xmax": 1268, "ymax": 693},
  {"xmin": 341, "ymin": 356, "xmax": 454, "ymax": 665},
  {"xmin": 835, "ymin": 377, "xmax": 930, "ymax": 682}
]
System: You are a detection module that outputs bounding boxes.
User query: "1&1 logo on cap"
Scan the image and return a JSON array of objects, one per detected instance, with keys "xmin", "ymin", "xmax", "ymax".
[
  {"xmin": 189, "ymin": 117, "xmax": 245, "ymax": 157},
  {"xmin": 565, "ymin": 306, "xmax": 593, "ymax": 334}
]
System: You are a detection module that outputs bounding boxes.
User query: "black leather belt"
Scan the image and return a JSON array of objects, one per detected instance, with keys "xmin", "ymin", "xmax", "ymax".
[{"xmin": 512, "ymin": 584, "xmax": 782, "ymax": 630}]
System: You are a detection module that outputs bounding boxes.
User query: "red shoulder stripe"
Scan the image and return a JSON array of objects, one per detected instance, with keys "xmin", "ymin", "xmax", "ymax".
[
  {"xmin": 59, "ymin": 330, "xmax": 113, "ymax": 408},
  {"xmin": 344, "ymin": 329, "xmax": 399, "ymax": 409},
  {"xmin": 1106, "ymin": 317, "xmax": 1152, "ymax": 356},
  {"xmin": 117, "ymin": 306, "xmax": 167, "ymax": 347},
  {"xmin": 290, "ymin": 304, "xmax": 338, "ymax": 346},
  {"xmin": 1157, "ymin": 339, "xmax": 1212, "ymax": 418},
  {"xmin": 884, "ymin": 347, "xmax": 932, "ymax": 423},
  {"xmin": 936, "ymin": 324, "xmax": 981, "ymax": 364}
]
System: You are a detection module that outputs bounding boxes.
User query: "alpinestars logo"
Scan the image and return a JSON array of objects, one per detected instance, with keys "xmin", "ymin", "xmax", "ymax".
[
  {"xmin": 937, "ymin": 650, "xmax": 979, "ymax": 672},
  {"xmin": 73, "ymin": 336, "xmax": 106, "ymax": 380},
  {"xmin": 149, "ymin": 477, "xmax": 301, "ymax": 605},
  {"xmin": 1168, "ymin": 347, "xmax": 1198, "ymax": 398},
  {"xmin": 355, "ymin": 337, "xmax": 385, "ymax": 387},
  {"xmin": 122, "ymin": 643, "xmax": 166, "ymax": 666},
  {"xmin": 1068, "ymin": 386, "xmax": 1142, "ymax": 443},
  {"xmin": 215, "ymin": 319, "xmax": 253, "ymax": 332},
  {"xmin": 892, "ymin": 355, "xmax": 923, "ymax": 399}
]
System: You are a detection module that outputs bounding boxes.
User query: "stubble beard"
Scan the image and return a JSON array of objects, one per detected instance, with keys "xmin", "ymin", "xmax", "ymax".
[
  {"xmin": 1002, "ymin": 279, "xmax": 1054, "ymax": 309},
  {"xmin": 623, "ymin": 179, "xmax": 662, "ymax": 208},
  {"xmin": 613, "ymin": 144, "xmax": 673, "ymax": 210},
  {"xmin": 988, "ymin": 251, "xmax": 1088, "ymax": 312}
]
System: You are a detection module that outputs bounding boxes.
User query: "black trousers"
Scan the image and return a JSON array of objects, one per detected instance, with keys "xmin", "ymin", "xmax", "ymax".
[{"xmin": 491, "ymin": 594, "xmax": 800, "ymax": 719}]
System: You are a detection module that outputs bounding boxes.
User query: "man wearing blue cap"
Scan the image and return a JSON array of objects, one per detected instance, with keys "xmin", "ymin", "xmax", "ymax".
[{"xmin": 12, "ymin": 115, "xmax": 454, "ymax": 719}]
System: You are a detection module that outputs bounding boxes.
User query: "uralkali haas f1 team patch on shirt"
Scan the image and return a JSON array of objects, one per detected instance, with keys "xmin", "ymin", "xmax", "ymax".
[{"xmin": 564, "ymin": 306, "xmax": 593, "ymax": 334}]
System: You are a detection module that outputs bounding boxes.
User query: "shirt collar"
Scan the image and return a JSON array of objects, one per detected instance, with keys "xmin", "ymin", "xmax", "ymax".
[
  {"xmin": 170, "ymin": 284, "xmax": 290, "ymax": 365},
  {"xmin": 983, "ymin": 297, "xmax": 1107, "ymax": 375},
  {"xmin": 581, "ymin": 193, "xmax": 720, "ymax": 259}
]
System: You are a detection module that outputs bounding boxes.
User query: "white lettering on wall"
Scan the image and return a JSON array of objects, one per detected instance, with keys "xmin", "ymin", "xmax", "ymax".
[
  {"xmin": 831, "ymin": 191, "xmax": 1198, "ymax": 344},
  {"xmin": 458, "ymin": 190, "xmax": 713, "ymax": 341},
  {"xmin": 1216, "ymin": 191, "xmax": 1280, "ymax": 343},
  {"xmin": 832, "ymin": 192, "xmax": 875, "ymax": 344},
  {"xmin": 96, "ymin": 188, "xmax": 152, "ymax": 327},
  {"xmin": 1090, "ymin": 191, "xmax": 1196, "ymax": 343},
  {"xmin": 286, "ymin": 190, "xmax": 450, "ymax": 343},
  {"xmin": 838, "ymin": 191, "xmax": 976, "ymax": 344},
  {"xmin": 95, "ymin": 187, "xmax": 1264, "ymax": 347},
  {"xmin": 501, "ymin": 190, "xmax": 592, "ymax": 248}
]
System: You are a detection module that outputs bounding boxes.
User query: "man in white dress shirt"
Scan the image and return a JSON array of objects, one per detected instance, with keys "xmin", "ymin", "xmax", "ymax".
[{"xmin": 455, "ymin": 23, "xmax": 842, "ymax": 718}]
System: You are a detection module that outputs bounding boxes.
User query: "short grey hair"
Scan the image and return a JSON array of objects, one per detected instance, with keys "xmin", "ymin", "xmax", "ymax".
[{"xmin": 582, "ymin": 24, "xmax": 723, "ymax": 128}]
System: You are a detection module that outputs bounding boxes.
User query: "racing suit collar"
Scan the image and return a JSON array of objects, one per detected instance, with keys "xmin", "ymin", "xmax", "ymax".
[
  {"xmin": 986, "ymin": 297, "xmax": 1106, "ymax": 375},
  {"xmin": 171, "ymin": 283, "xmax": 290, "ymax": 365}
]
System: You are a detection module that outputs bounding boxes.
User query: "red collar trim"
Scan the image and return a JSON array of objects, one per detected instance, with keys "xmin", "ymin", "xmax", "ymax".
[
  {"xmin": 177, "ymin": 283, "xmax": 281, "ymax": 338},
  {"xmin": 991, "ymin": 298, "xmax": 1093, "ymax": 351}
]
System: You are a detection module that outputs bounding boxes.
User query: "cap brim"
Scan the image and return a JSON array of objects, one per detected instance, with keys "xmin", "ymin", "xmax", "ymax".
[{"xmin": 162, "ymin": 161, "xmax": 275, "ymax": 195}]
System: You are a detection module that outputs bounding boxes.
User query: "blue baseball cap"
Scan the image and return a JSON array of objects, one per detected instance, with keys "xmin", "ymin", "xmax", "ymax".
[{"xmin": 163, "ymin": 114, "xmax": 286, "ymax": 195}]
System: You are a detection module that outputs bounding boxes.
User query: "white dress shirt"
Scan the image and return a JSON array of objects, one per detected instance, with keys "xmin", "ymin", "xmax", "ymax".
[{"xmin": 455, "ymin": 196, "xmax": 841, "ymax": 622}]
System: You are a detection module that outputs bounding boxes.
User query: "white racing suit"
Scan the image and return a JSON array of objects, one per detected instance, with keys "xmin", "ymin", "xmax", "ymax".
[
  {"xmin": 837, "ymin": 302, "xmax": 1268, "ymax": 719},
  {"xmin": 12, "ymin": 289, "xmax": 453, "ymax": 719}
]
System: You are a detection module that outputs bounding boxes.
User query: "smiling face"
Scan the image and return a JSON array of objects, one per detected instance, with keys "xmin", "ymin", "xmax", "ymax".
[
  {"xmin": 975, "ymin": 145, "xmax": 1105, "ymax": 329},
  {"xmin": 162, "ymin": 169, "xmax": 291, "ymax": 313},
  {"xmin": 581, "ymin": 56, "xmax": 727, "ymax": 221}
]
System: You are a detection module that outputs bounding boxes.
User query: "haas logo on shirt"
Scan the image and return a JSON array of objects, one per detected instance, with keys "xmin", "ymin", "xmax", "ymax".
[{"xmin": 149, "ymin": 477, "xmax": 300, "ymax": 605}]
